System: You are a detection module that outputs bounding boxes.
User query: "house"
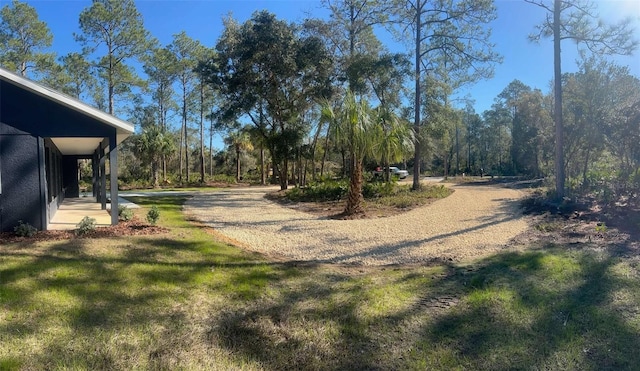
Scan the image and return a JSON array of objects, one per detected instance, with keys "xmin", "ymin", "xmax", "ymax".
[{"xmin": 0, "ymin": 67, "xmax": 134, "ymax": 232}]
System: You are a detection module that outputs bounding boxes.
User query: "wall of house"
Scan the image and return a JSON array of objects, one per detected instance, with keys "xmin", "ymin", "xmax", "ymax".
[{"xmin": 0, "ymin": 122, "xmax": 46, "ymax": 232}]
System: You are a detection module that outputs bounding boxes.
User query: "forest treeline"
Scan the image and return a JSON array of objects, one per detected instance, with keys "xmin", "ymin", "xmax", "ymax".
[{"xmin": 1, "ymin": 0, "xmax": 638, "ymax": 209}]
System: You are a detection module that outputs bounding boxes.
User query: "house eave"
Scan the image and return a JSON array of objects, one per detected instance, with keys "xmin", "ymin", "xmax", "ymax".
[{"xmin": 0, "ymin": 67, "xmax": 134, "ymax": 136}]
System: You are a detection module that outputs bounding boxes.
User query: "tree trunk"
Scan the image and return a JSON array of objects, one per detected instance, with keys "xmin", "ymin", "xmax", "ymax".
[
  {"xmin": 444, "ymin": 151, "xmax": 448, "ymax": 180},
  {"xmin": 108, "ymin": 57, "xmax": 114, "ymax": 115},
  {"xmin": 199, "ymin": 82, "xmax": 205, "ymax": 183},
  {"xmin": 279, "ymin": 158, "xmax": 289, "ymax": 190},
  {"xmin": 320, "ymin": 127, "xmax": 330, "ymax": 178},
  {"xmin": 553, "ymin": 0, "xmax": 565, "ymax": 199},
  {"xmin": 182, "ymin": 81, "xmax": 190, "ymax": 184},
  {"xmin": 236, "ymin": 147, "xmax": 241, "ymax": 182},
  {"xmin": 209, "ymin": 122, "xmax": 214, "ymax": 177},
  {"xmin": 412, "ymin": 0, "xmax": 422, "ymax": 190},
  {"xmin": 162, "ymin": 155, "xmax": 167, "ymax": 182},
  {"xmin": 185, "ymin": 126, "xmax": 190, "ymax": 183},
  {"xmin": 385, "ymin": 157, "xmax": 391, "ymax": 183},
  {"xmin": 455, "ymin": 124, "xmax": 460, "ymax": 175},
  {"xmin": 152, "ymin": 160, "xmax": 159, "ymax": 188},
  {"xmin": 344, "ymin": 157, "xmax": 364, "ymax": 215},
  {"xmin": 260, "ymin": 146, "xmax": 266, "ymax": 185},
  {"xmin": 341, "ymin": 148, "xmax": 347, "ymax": 178},
  {"xmin": 179, "ymin": 119, "xmax": 184, "ymax": 184}
]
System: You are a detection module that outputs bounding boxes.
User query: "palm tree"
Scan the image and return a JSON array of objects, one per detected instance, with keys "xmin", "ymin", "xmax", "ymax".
[
  {"xmin": 134, "ymin": 125, "xmax": 176, "ymax": 188},
  {"xmin": 224, "ymin": 128, "xmax": 254, "ymax": 182},
  {"xmin": 323, "ymin": 90, "xmax": 378, "ymax": 216},
  {"xmin": 375, "ymin": 106, "xmax": 414, "ymax": 182}
]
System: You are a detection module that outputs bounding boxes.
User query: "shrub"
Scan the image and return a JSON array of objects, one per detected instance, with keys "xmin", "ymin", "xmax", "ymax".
[
  {"xmin": 287, "ymin": 180, "xmax": 348, "ymax": 202},
  {"xmin": 209, "ymin": 174, "xmax": 238, "ymax": 184},
  {"xmin": 118, "ymin": 205, "xmax": 134, "ymax": 221},
  {"xmin": 362, "ymin": 181, "xmax": 396, "ymax": 198},
  {"xmin": 76, "ymin": 216, "xmax": 96, "ymax": 236},
  {"xmin": 14, "ymin": 220, "xmax": 37, "ymax": 237},
  {"xmin": 146, "ymin": 206, "xmax": 160, "ymax": 225}
]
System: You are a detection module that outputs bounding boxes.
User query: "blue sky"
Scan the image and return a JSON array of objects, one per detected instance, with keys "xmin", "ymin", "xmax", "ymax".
[{"xmin": 8, "ymin": 0, "xmax": 640, "ymax": 145}]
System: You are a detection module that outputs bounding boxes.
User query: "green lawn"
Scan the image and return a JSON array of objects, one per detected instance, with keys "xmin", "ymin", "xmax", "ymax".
[{"xmin": 1, "ymin": 196, "xmax": 639, "ymax": 370}]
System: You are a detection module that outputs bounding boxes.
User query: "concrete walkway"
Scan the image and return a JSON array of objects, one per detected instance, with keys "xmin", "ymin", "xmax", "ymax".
[{"xmin": 47, "ymin": 196, "xmax": 139, "ymax": 231}]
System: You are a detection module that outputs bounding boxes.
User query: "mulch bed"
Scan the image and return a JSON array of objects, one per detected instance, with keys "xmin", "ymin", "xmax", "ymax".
[
  {"xmin": 513, "ymin": 193, "xmax": 640, "ymax": 255},
  {"xmin": 0, "ymin": 218, "xmax": 168, "ymax": 244}
]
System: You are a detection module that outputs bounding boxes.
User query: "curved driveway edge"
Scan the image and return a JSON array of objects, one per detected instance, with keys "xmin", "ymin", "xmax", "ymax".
[{"xmin": 184, "ymin": 184, "xmax": 531, "ymax": 265}]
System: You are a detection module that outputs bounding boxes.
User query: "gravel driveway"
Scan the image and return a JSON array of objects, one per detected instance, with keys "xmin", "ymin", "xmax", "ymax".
[{"xmin": 184, "ymin": 183, "xmax": 531, "ymax": 265}]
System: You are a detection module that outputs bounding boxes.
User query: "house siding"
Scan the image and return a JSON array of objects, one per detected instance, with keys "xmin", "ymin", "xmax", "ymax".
[
  {"xmin": 1, "ymin": 68, "xmax": 134, "ymax": 232},
  {"xmin": 0, "ymin": 122, "xmax": 46, "ymax": 232}
]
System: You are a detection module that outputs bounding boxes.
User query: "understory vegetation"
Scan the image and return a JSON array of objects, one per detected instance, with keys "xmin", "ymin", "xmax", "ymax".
[
  {"xmin": 282, "ymin": 179, "xmax": 451, "ymax": 205},
  {"xmin": 1, "ymin": 195, "xmax": 639, "ymax": 370}
]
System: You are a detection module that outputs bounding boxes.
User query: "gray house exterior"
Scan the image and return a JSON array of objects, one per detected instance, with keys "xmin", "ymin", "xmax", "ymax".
[{"xmin": 0, "ymin": 67, "xmax": 134, "ymax": 232}]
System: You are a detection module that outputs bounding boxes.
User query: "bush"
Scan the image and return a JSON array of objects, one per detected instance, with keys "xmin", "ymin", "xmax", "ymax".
[
  {"xmin": 118, "ymin": 205, "xmax": 134, "ymax": 221},
  {"xmin": 146, "ymin": 206, "xmax": 160, "ymax": 225},
  {"xmin": 286, "ymin": 180, "xmax": 349, "ymax": 202},
  {"xmin": 76, "ymin": 216, "xmax": 96, "ymax": 236},
  {"xmin": 362, "ymin": 181, "xmax": 396, "ymax": 198},
  {"xmin": 14, "ymin": 220, "xmax": 37, "ymax": 237},
  {"xmin": 209, "ymin": 174, "xmax": 238, "ymax": 184}
]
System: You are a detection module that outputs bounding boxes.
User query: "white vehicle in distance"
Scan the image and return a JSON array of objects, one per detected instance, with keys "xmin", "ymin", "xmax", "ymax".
[{"xmin": 372, "ymin": 166, "xmax": 409, "ymax": 179}]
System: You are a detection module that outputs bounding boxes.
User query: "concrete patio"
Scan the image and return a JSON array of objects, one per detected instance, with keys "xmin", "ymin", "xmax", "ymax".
[{"xmin": 47, "ymin": 196, "xmax": 139, "ymax": 230}]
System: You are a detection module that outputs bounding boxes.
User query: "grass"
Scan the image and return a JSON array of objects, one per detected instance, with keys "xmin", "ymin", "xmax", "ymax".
[{"xmin": 1, "ymin": 196, "xmax": 640, "ymax": 369}]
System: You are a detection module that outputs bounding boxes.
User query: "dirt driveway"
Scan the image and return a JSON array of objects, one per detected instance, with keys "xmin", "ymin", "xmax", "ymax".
[{"xmin": 184, "ymin": 183, "xmax": 531, "ymax": 265}]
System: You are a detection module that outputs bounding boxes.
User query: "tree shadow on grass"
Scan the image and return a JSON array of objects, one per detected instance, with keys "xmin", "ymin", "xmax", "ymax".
[
  {"xmin": 420, "ymin": 248, "xmax": 640, "ymax": 370},
  {"xmin": 0, "ymin": 235, "xmax": 284, "ymax": 369},
  {"xmin": 3, "ymin": 226, "xmax": 640, "ymax": 369},
  {"xmin": 203, "ymin": 246, "xmax": 640, "ymax": 370}
]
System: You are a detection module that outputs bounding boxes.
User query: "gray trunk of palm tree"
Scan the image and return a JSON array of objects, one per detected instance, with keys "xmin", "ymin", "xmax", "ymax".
[{"xmin": 345, "ymin": 156, "xmax": 364, "ymax": 215}]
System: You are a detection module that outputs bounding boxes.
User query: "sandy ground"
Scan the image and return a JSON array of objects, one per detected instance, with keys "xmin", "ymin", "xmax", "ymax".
[{"xmin": 184, "ymin": 183, "xmax": 532, "ymax": 265}]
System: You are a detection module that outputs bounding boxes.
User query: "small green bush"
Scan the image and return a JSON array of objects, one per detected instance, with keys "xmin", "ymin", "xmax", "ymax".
[
  {"xmin": 76, "ymin": 216, "xmax": 96, "ymax": 236},
  {"xmin": 118, "ymin": 205, "xmax": 134, "ymax": 221},
  {"xmin": 285, "ymin": 180, "xmax": 349, "ymax": 202},
  {"xmin": 362, "ymin": 181, "xmax": 395, "ymax": 198},
  {"xmin": 14, "ymin": 220, "xmax": 37, "ymax": 237},
  {"xmin": 146, "ymin": 206, "xmax": 160, "ymax": 225},
  {"xmin": 595, "ymin": 222, "xmax": 607, "ymax": 233},
  {"xmin": 209, "ymin": 174, "xmax": 238, "ymax": 184}
]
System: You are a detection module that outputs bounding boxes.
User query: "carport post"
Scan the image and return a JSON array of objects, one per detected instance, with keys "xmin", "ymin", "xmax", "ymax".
[
  {"xmin": 92, "ymin": 150, "xmax": 98, "ymax": 198},
  {"xmin": 109, "ymin": 133, "xmax": 118, "ymax": 225},
  {"xmin": 100, "ymin": 144, "xmax": 106, "ymax": 210}
]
